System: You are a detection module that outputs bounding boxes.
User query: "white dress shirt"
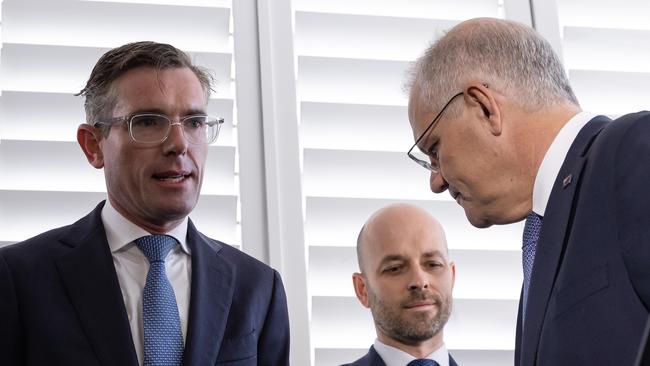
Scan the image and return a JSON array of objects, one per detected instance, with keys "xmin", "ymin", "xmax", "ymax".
[
  {"xmin": 532, "ymin": 111, "xmax": 598, "ymax": 216},
  {"xmin": 374, "ymin": 338, "xmax": 450, "ymax": 366},
  {"xmin": 101, "ymin": 200, "xmax": 192, "ymax": 366}
]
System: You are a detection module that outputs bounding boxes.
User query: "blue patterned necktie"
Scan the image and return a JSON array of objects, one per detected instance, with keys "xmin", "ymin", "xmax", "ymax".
[
  {"xmin": 407, "ymin": 359, "xmax": 439, "ymax": 366},
  {"xmin": 136, "ymin": 235, "xmax": 184, "ymax": 366},
  {"xmin": 522, "ymin": 212, "xmax": 543, "ymax": 320}
]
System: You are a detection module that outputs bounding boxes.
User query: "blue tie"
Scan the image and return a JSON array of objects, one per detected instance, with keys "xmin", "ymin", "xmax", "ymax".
[
  {"xmin": 136, "ymin": 235, "xmax": 184, "ymax": 366},
  {"xmin": 522, "ymin": 212, "xmax": 543, "ymax": 320},
  {"xmin": 407, "ymin": 360, "xmax": 439, "ymax": 366}
]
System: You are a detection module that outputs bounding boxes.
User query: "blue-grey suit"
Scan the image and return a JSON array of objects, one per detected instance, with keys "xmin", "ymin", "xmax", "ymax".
[
  {"xmin": 515, "ymin": 112, "xmax": 650, "ymax": 365},
  {"xmin": 0, "ymin": 201, "xmax": 290, "ymax": 365}
]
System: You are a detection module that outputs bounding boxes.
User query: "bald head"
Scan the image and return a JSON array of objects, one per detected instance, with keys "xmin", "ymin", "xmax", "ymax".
[
  {"xmin": 353, "ymin": 204, "xmax": 455, "ymax": 353},
  {"xmin": 357, "ymin": 203, "xmax": 448, "ymax": 273}
]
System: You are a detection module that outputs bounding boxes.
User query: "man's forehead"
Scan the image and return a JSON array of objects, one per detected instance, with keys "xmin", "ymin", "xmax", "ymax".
[
  {"xmin": 379, "ymin": 249, "xmax": 446, "ymax": 262},
  {"xmin": 408, "ymin": 93, "xmax": 440, "ymax": 136},
  {"xmin": 369, "ymin": 233, "xmax": 448, "ymax": 265}
]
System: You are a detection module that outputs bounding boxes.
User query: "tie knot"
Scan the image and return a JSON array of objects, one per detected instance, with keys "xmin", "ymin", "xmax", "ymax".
[
  {"xmin": 136, "ymin": 235, "xmax": 178, "ymax": 263},
  {"xmin": 407, "ymin": 359, "xmax": 439, "ymax": 366}
]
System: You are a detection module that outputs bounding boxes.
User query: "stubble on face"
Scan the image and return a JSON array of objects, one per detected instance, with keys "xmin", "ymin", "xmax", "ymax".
[{"xmin": 367, "ymin": 285, "xmax": 452, "ymax": 346}]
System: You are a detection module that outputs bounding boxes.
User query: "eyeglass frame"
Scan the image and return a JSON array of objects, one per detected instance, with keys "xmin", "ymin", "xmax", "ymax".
[
  {"xmin": 93, "ymin": 113, "xmax": 225, "ymax": 145},
  {"xmin": 406, "ymin": 91, "xmax": 464, "ymax": 173}
]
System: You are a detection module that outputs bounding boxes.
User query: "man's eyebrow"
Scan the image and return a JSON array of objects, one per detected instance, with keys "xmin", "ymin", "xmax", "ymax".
[
  {"xmin": 421, "ymin": 250, "xmax": 445, "ymax": 259},
  {"xmin": 128, "ymin": 108, "xmax": 208, "ymax": 116},
  {"xmin": 184, "ymin": 108, "xmax": 208, "ymax": 116},
  {"xmin": 377, "ymin": 254, "xmax": 407, "ymax": 268},
  {"xmin": 127, "ymin": 108, "xmax": 165, "ymax": 115}
]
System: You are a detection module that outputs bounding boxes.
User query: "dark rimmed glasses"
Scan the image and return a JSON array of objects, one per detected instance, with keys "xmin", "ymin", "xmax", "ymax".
[
  {"xmin": 406, "ymin": 91, "xmax": 464, "ymax": 173},
  {"xmin": 94, "ymin": 113, "xmax": 224, "ymax": 145}
]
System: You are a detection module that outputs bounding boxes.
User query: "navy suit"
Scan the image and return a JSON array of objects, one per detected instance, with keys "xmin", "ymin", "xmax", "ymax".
[
  {"xmin": 341, "ymin": 346, "xmax": 458, "ymax": 366},
  {"xmin": 0, "ymin": 202, "xmax": 290, "ymax": 365},
  {"xmin": 516, "ymin": 112, "xmax": 650, "ymax": 365}
]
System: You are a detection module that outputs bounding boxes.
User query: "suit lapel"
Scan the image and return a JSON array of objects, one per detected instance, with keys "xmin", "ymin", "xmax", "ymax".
[
  {"xmin": 182, "ymin": 221, "xmax": 235, "ymax": 366},
  {"xmin": 55, "ymin": 202, "xmax": 138, "ymax": 366},
  {"xmin": 449, "ymin": 352, "xmax": 459, "ymax": 366},
  {"xmin": 363, "ymin": 346, "xmax": 386, "ymax": 366},
  {"xmin": 519, "ymin": 117, "xmax": 609, "ymax": 365}
]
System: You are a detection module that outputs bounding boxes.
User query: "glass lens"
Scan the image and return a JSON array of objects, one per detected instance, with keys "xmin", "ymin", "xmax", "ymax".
[
  {"xmin": 410, "ymin": 149, "xmax": 430, "ymax": 165},
  {"xmin": 130, "ymin": 114, "xmax": 170, "ymax": 143},
  {"xmin": 205, "ymin": 119, "xmax": 222, "ymax": 144},
  {"xmin": 182, "ymin": 115, "xmax": 209, "ymax": 143}
]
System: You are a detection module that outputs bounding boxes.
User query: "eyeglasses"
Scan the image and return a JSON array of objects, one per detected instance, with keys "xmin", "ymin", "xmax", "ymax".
[
  {"xmin": 407, "ymin": 92, "xmax": 464, "ymax": 173},
  {"xmin": 94, "ymin": 113, "xmax": 225, "ymax": 145}
]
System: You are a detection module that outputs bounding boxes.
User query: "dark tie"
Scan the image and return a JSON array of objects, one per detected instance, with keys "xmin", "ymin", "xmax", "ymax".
[
  {"xmin": 136, "ymin": 235, "xmax": 184, "ymax": 366},
  {"xmin": 407, "ymin": 359, "xmax": 439, "ymax": 366},
  {"xmin": 522, "ymin": 212, "xmax": 543, "ymax": 319}
]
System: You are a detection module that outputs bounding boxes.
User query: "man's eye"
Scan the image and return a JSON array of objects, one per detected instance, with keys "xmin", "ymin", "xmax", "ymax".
[
  {"xmin": 383, "ymin": 266, "xmax": 402, "ymax": 274},
  {"xmin": 184, "ymin": 117, "xmax": 207, "ymax": 129},
  {"xmin": 426, "ymin": 143, "xmax": 439, "ymax": 159},
  {"xmin": 132, "ymin": 116, "xmax": 165, "ymax": 128}
]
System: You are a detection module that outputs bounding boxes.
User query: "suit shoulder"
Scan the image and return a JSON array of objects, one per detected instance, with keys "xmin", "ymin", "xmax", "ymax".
[
  {"xmin": 338, "ymin": 347, "xmax": 382, "ymax": 366},
  {"xmin": 0, "ymin": 224, "xmax": 73, "ymax": 263},
  {"xmin": 601, "ymin": 111, "xmax": 650, "ymax": 139},
  {"xmin": 198, "ymin": 233, "xmax": 278, "ymax": 277},
  {"xmin": 588, "ymin": 111, "xmax": 650, "ymax": 158}
]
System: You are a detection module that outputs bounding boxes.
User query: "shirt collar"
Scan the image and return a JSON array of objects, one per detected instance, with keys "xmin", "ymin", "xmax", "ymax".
[
  {"xmin": 532, "ymin": 111, "xmax": 597, "ymax": 216},
  {"xmin": 101, "ymin": 199, "xmax": 191, "ymax": 255},
  {"xmin": 373, "ymin": 338, "xmax": 449, "ymax": 366}
]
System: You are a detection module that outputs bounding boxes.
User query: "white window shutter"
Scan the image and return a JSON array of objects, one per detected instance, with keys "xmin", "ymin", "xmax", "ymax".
[
  {"xmin": 293, "ymin": 1, "xmax": 525, "ymax": 365},
  {"xmin": 556, "ymin": 0, "xmax": 650, "ymax": 117}
]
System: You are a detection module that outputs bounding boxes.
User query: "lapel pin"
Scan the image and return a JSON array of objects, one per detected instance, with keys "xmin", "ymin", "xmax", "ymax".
[{"xmin": 562, "ymin": 174, "xmax": 573, "ymax": 188}]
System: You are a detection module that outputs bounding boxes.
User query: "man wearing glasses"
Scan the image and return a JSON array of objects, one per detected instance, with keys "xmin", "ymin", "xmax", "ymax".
[
  {"xmin": 0, "ymin": 42, "xmax": 289, "ymax": 365},
  {"xmin": 406, "ymin": 18, "xmax": 650, "ymax": 365}
]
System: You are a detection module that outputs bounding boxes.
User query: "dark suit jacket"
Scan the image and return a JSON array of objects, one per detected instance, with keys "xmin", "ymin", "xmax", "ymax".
[
  {"xmin": 0, "ymin": 201, "xmax": 290, "ymax": 365},
  {"xmin": 342, "ymin": 345, "xmax": 458, "ymax": 366},
  {"xmin": 515, "ymin": 112, "xmax": 650, "ymax": 365}
]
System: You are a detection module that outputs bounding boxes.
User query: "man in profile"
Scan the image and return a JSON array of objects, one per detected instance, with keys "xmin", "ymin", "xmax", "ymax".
[
  {"xmin": 406, "ymin": 18, "xmax": 650, "ymax": 365},
  {"xmin": 0, "ymin": 41, "xmax": 289, "ymax": 365},
  {"xmin": 344, "ymin": 203, "xmax": 458, "ymax": 366}
]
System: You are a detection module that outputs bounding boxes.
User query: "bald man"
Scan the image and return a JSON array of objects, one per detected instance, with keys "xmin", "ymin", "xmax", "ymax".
[{"xmin": 342, "ymin": 204, "xmax": 458, "ymax": 366}]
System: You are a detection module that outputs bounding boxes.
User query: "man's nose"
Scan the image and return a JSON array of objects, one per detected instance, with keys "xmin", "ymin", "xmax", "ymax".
[
  {"xmin": 429, "ymin": 170, "xmax": 448, "ymax": 193},
  {"xmin": 408, "ymin": 266, "xmax": 430, "ymax": 291},
  {"xmin": 162, "ymin": 122, "xmax": 189, "ymax": 155}
]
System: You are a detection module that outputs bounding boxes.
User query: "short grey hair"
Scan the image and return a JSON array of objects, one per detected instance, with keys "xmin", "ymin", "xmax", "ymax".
[{"xmin": 406, "ymin": 18, "xmax": 578, "ymax": 114}]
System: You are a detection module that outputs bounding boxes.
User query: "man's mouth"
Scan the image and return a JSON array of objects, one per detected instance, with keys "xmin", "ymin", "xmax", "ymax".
[
  {"xmin": 152, "ymin": 171, "xmax": 192, "ymax": 182},
  {"xmin": 449, "ymin": 188, "xmax": 462, "ymax": 205},
  {"xmin": 403, "ymin": 300, "xmax": 436, "ymax": 309}
]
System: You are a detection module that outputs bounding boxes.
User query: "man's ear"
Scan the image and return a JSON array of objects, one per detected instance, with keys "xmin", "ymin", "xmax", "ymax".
[
  {"xmin": 464, "ymin": 83, "xmax": 502, "ymax": 136},
  {"xmin": 449, "ymin": 261, "xmax": 456, "ymax": 291},
  {"xmin": 352, "ymin": 272, "xmax": 370, "ymax": 308},
  {"xmin": 77, "ymin": 124, "xmax": 105, "ymax": 169}
]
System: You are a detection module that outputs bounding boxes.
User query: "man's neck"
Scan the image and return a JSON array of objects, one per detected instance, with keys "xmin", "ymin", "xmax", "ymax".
[
  {"xmin": 108, "ymin": 197, "xmax": 185, "ymax": 235},
  {"xmin": 377, "ymin": 332, "xmax": 444, "ymax": 358},
  {"xmin": 520, "ymin": 103, "xmax": 582, "ymax": 180}
]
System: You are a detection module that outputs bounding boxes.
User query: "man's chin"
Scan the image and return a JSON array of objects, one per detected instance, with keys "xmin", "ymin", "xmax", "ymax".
[
  {"xmin": 466, "ymin": 212, "xmax": 494, "ymax": 228},
  {"xmin": 150, "ymin": 201, "xmax": 196, "ymax": 222}
]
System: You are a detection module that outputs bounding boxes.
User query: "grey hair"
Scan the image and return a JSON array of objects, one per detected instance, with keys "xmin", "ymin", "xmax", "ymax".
[{"xmin": 405, "ymin": 18, "xmax": 579, "ymax": 115}]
